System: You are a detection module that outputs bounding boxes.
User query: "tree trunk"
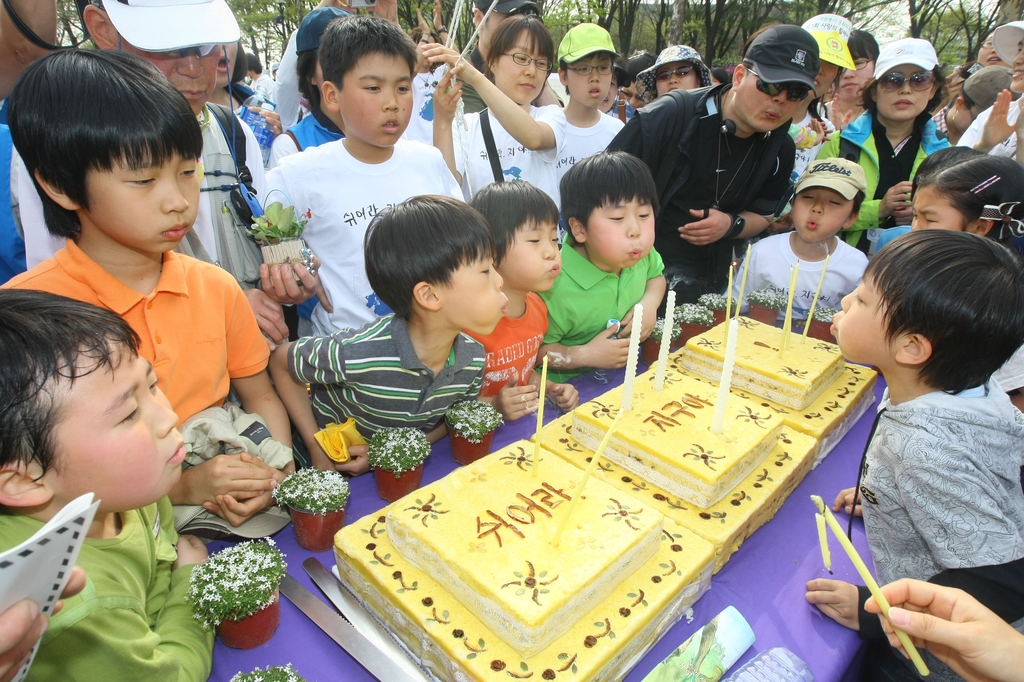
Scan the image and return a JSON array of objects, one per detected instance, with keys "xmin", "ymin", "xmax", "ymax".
[
  {"xmin": 999, "ymin": 0, "xmax": 1024, "ymax": 23},
  {"xmin": 670, "ymin": 0, "xmax": 686, "ymax": 45}
]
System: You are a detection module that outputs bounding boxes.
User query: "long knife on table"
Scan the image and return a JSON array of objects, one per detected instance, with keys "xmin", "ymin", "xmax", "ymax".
[
  {"xmin": 279, "ymin": 575, "xmax": 422, "ymax": 682},
  {"xmin": 303, "ymin": 558, "xmax": 430, "ymax": 682}
]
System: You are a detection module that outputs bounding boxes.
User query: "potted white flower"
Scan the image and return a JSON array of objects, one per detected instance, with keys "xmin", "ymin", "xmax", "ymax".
[
  {"xmin": 368, "ymin": 428, "xmax": 430, "ymax": 502},
  {"xmin": 747, "ymin": 287, "xmax": 786, "ymax": 326},
  {"xmin": 273, "ymin": 468, "xmax": 350, "ymax": 552},
  {"xmin": 445, "ymin": 400, "xmax": 503, "ymax": 465},
  {"xmin": 697, "ymin": 293, "xmax": 736, "ymax": 326},
  {"xmin": 230, "ymin": 664, "xmax": 306, "ymax": 682},
  {"xmin": 675, "ymin": 303, "xmax": 715, "ymax": 344},
  {"xmin": 187, "ymin": 539, "xmax": 287, "ymax": 649},
  {"xmin": 806, "ymin": 306, "xmax": 839, "ymax": 343}
]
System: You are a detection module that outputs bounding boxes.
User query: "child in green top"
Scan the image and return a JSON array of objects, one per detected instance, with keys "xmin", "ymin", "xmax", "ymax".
[
  {"xmin": 539, "ymin": 151, "xmax": 666, "ymax": 382},
  {"xmin": 0, "ymin": 290, "xmax": 212, "ymax": 682}
]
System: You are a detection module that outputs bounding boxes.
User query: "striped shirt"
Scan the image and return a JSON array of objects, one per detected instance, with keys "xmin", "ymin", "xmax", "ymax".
[{"xmin": 289, "ymin": 315, "xmax": 485, "ymax": 437}]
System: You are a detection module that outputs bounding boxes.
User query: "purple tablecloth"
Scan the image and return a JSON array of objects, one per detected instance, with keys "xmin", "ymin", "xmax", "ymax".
[{"xmin": 210, "ymin": 368, "xmax": 880, "ymax": 681}]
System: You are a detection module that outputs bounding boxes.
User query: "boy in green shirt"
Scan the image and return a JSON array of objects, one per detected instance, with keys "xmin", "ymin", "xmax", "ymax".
[
  {"xmin": 540, "ymin": 151, "xmax": 667, "ymax": 381},
  {"xmin": 0, "ymin": 290, "xmax": 212, "ymax": 682}
]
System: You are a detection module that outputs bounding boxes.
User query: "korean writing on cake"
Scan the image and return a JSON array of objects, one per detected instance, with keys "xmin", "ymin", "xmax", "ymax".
[
  {"xmin": 643, "ymin": 394, "xmax": 714, "ymax": 432},
  {"xmin": 475, "ymin": 483, "xmax": 571, "ymax": 547}
]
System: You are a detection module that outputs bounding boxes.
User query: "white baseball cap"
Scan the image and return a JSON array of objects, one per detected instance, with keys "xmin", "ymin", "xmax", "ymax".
[
  {"xmin": 103, "ymin": 0, "xmax": 240, "ymax": 52},
  {"xmin": 873, "ymin": 38, "xmax": 938, "ymax": 80},
  {"xmin": 993, "ymin": 21, "xmax": 1024, "ymax": 65}
]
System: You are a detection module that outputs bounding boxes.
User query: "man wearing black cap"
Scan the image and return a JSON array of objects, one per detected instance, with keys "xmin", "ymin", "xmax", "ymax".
[
  {"xmin": 460, "ymin": 0, "xmax": 540, "ymax": 113},
  {"xmin": 609, "ymin": 25, "xmax": 820, "ymax": 303}
]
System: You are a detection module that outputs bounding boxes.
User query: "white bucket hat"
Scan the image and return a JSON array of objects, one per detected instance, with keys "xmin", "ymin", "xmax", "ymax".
[{"xmin": 103, "ymin": 0, "xmax": 240, "ymax": 52}]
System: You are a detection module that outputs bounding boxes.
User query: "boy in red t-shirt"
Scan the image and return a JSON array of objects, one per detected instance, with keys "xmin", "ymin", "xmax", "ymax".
[{"xmin": 467, "ymin": 183, "xmax": 579, "ymax": 420}]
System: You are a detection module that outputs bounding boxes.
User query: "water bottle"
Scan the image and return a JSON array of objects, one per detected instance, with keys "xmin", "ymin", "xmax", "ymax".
[
  {"xmin": 252, "ymin": 100, "xmax": 276, "ymax": 167},
  {"xmin": 723, "ymin": 647, "xmax": 814, "ymax": 682},
  {"xmin": 239, "ymin": 86, "xmax": 268, "ymax": 127}
]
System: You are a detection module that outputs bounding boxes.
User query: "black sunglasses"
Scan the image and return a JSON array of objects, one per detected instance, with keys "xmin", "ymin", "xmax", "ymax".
[
  {"xmin": 878, "ymin": 71, "xmax": 935, "ymax": 92},
  {"xmin": 746, "ymin": 68, "xmax": 810, "ymax": 101}
]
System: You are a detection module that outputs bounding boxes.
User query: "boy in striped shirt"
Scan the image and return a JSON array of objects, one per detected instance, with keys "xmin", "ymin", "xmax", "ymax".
[{"xmin": 270, "ymin": 196, "xmax": 508, "ymax": 473}]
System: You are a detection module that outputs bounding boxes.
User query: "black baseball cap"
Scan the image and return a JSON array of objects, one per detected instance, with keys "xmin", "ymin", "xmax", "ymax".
[
  {"xmin": 745, "ymin": 25, "xmax": 820, "ymax": 88},
  {"xmin": 296, "ymin": 7, "xmax": 352, "ymax": 55},
  {"xmin": 473, "ymin": 0, "xmax": 540, "ymax": 16}
]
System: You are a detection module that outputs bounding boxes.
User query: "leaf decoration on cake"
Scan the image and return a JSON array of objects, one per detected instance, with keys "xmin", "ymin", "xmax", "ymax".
[
  {"xmin": 736, "ymin": 406, "xmax": 770, "ymax": 428},
  {"xmin": 753, "ymin": 468, "xmax": 773, "ymax": 488},
  {"xmin": 463, "ymin": 636, "xmax": 487, "ymax": 658},
  {"xmin": 752, "ymin": 340, "xmax": 778, "ymax": 351},
  {"xmin": 697, "ymin": 338, "xmax": 722, "ymax": 349},
  {"xmin": 499, "ymin": 446, "xmax": 533, "ymax": 471},
  {"xmin": 815, "ymin": 342, "xmax": 838, "ymax": 353},
  {"xmin": 583, "ymin": 619, "xmax": 613, "ymax": 648},
  {"xmin": 557, "ymin": 436, "xmax": 584, "ymax": 453},
  {"xmin": 602, "ymin": 498, "xmax": 645, "ymax": 530},
  {"xmin": 822, "ymin": 400, "xmax": 841, "ymax": 413},
  {"xmin": 627, "ymin": 589, "xmax": 648, "ymax": 607},
  {"xmin": 774, "ymin": 450, "xmax": 793, "ymax": 467},
  {"xmin": 781, "ymin": 366, "xmax": 808, "ymax": 377},
  {"xmin": 500, "ymin": 561, "xmax": 559, "ymax": 606},
  {"xmin": 758, "ymin": 401, "xmax": 789, "ymax": 414},
  {"xmin": 589, "ymin": 401, "xmax": 616, "ymax": 420},
  {"xmin": 404, "ymin": 494, "xmax": 449, "ymax": 527},
  {"xmin": 730, "ymin": 490, "xmax": 750, "ymax": 506},
  {"xmin": 555, "ymin": 652, "xmax": 578, "ymax": 674},
  {"xmin": 682, "ymin": 444, "xmax": 725, "ymax": 470}
]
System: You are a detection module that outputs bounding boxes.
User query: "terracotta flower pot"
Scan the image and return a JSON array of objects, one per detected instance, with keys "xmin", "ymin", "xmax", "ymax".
[
  {"xmin": 290, "ymin": 507, "xmax": 346, "ymax": 552},
  {"xmin": 711, "ymin": 309, "xmax": 726, "ymax": 326},
  {"xmin": 375, "ymin": 464, "xmax": 424, "ymax": 502},
  {"xmin": 217, "ymin": 590, "xmax": 280, "ymax": 650},
  {"xmin": 748, "ymin": 304, "xmax": 780, "ymax": 326},
  {"xmin": 640, "ymin": 338, "xmax": 660, "ymax": 365},
  {"xmin": 806, "ymin": 318, "xmax": 836, "ymax": 343},
  {"xmin": 450, "ymin": 430, "xmax": 496, "ymax": 466},
  {"xmin": 678, "ymin": 322, "xmax": 709, "ymax": 345}
]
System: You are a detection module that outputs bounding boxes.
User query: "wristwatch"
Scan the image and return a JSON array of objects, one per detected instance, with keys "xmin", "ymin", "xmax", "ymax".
[{"xmin": 725, "ymin": 213, "xmax": 746, "ymax": 240}]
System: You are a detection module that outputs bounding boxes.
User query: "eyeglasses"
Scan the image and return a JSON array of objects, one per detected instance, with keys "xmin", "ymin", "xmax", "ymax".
[
  {"xmin": 878, "ymin": 71, "xmax": 935, "ymax": 92},
  {"xmin": 854, "ymin": 58, "xmax": 872, "ymax": 71},
  {"xmin": 566, "ymin": 63, "xmax": 613, "ymax": 76},
  {"xmin": 503, "ymin": 52, "xmax": 552, "ymax": 72},
  {"xmin": 147, "ymin": 44, "xmax": 220, "ymax": 60},
  {"xmin": 746, "ymin": 68, "xmax": 810, "ymax": 101},
  {"xmin": 656, "ymin": 65, "xmax": 694, "ymax": 82}
]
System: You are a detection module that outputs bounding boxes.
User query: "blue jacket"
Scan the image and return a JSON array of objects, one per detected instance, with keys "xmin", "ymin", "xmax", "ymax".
[{"xmin": 0, "ymin": 124, "xmax": 26, "ymax": 284}]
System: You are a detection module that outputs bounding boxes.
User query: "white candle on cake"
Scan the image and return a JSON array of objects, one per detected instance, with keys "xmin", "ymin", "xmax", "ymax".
[
  {"xmin": 735, "ymin": 243, "xmax": 752, "ymax": 318},
  {"xmin": 710, "ymin": 318, "xmax": 739, "ymax": 434},
  {"xmin": 621, "ymin": 303, "xmax": 643, "ymax": 411},
  {"xmin": 802, "ymin": 253, "xmax": 831, "ymax": 341},
  {"xmin": 653, "ymin": 291, "xmax": 675, "ymax": 392}
]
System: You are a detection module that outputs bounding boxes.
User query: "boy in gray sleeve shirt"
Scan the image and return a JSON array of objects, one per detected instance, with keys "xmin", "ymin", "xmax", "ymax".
[{"xmin": 805, "ymin": 230, "xmax": 1024, "ymax": 681}]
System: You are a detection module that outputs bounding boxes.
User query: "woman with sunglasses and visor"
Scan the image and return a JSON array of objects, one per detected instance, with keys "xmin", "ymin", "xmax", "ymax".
[
  {"xmin": 817, "ymin": 38, "xmax": 948, "ymax": 253},
  {"xmin": 426, "ymin": 14, "xmax": 567, "ymax": 206}
]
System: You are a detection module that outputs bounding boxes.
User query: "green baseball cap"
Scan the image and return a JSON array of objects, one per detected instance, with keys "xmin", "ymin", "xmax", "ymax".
[{"xmin": 557, "ymin": 23, "xmax": 619, "ymax": 64}]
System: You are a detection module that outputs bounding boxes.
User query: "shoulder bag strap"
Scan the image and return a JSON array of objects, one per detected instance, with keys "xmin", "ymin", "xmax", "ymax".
[{"xmin": 479, "ymin": 109, "xmax": 504, "ymax": 183}]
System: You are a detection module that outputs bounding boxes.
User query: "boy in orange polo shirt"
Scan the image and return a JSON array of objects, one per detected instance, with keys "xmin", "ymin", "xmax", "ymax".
[{"xmin": 4, "ymin": 50, "xmax": 294, "ymax": 532}]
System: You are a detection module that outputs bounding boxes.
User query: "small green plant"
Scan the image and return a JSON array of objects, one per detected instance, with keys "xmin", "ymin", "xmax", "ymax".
[
  {"xmin": 748, "ymin": 287, "xmax": 787, "ymax": 309},
  {"xmin": 446, "ymin": 400, "xmax": 502, "ymax": 443},
  {"xmin": 187, "ymin": 539, "xmax": 287, "ymax": 628},
  {"xmin": 675, "ymin": 303, "xmax": 714, "ymax": 326},
  {"xmin": 248, "ymin": 202, "xmax": 310, "ymax": 245},
  {"xmin": 812, "ymin": 306, "xmax": 840, "ymax": 323},
  {"xmin": 697, "ymin": 293, "xmax": 736, "ymax": 312},
  {"xmin": 273, "ymin": 468, "xmax": 350, "ymax": 514},
  {"xmin": 229, "ymin": 664, "xmax": 306, "ymax": 682},
  {"xmin": 369, "ymin": 428, "xmax": 430, "ymax": 475},
  {"xmin": 649, "ymin": 317, "xmax": 682, "ymax": 342}
]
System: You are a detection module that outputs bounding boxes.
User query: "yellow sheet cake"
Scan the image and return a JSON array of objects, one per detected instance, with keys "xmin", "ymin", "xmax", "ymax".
[
  {"xmin": 571, "ymin": 369, "xmax": 783, "ymax": 507},
  {"xmin": 336, "ymin": 477, "xmax": 715, "ymax": 682},
  {"xmin": 536, "ymin": 414, "xmax": 817, "ymax": 572},
  {"xmin": 728, "ymin": 363, "xmax": 877, "ymax": 467},
  {"xmin": 385, "ymin": 441, "xmax": 665, "ymax": 657},
  {"xmin": 678, "ymin": 318, "xmax": 846, "ymax": 409}
]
